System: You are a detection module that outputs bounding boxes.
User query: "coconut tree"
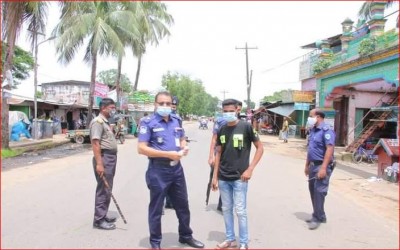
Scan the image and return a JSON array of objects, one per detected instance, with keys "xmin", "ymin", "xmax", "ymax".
[
  {"xmin": 358, "ymin": 1, "xmax": 395, "ymax": 21},
  {"xmin": 1, "ymin": 1, "xmax": 48, "ymax": 148},
  {"xmin": 53, "ymin": 1, "xmax": 137, "ymax": 126},
  {"xmin": 123, "ymin": 1, "xmax": 174, "ymax": 91}
]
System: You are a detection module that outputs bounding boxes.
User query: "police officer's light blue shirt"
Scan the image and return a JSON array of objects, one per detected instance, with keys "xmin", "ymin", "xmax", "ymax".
[
  {"xmin": 213, "ymin": 117, "xmax": 227, "ymax": 135},
  {"xmin": 138, "ymin": 114, "xmax": 185, "ymax": 153},
  {"xmin": 307, "ymin": 122, "xmax": 335, "ymax": 162}
]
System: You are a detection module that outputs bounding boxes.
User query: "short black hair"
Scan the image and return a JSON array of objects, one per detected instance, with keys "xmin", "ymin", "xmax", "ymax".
[
  {"xmin": 315, "ymin": 110, "xmax": 325, "ymax": 118},
  {"xmin": 99, "ymin": 98, "xmax": 115, "ymax": 108},
  {"xmin": 155, "ymin": 91, "xmax": 172, "ymax": 102},
  {"xmin": 236, "ymin": 100, "xmax": 243, "ymax": 106},
  {"xmin": 222, "ymin": 98, "xmax": 238, "ymax": 108}
]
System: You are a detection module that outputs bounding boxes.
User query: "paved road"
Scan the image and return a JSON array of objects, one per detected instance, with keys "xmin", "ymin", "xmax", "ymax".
[{"xmin": 1, "ymin": 122, "xmax": 399, "ymax": 249}]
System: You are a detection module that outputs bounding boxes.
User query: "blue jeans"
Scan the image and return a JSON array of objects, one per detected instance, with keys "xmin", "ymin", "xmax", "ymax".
[{"xmin": 219, "ymin": 179, "xmax": 248, "ymax": 245}]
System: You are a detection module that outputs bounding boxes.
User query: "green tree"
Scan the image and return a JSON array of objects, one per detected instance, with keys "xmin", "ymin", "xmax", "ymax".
[
  {"xmin": 97, "ymin": 69, "xmax": 133, "ymax": 94},
  {"xmin": 161, "ymin": 72, "xmax": 219, "ymax": 118},
  {"xmin": 1, "ymin": 42, "xmax": 34, "ymax": 87},
  {"xmin": 52, "ymin": 2, "xmax": 135, "ymax": 126},
  {"xmin": 2, "ymin": 1, "xmax": 48, "ymax": 148},
  {"xmin": 122, "ymin": 1, "xmax": 173, "ymax": 91},
  {"xmin": 358, "ymin": 1, "xmax": 395, "ymax": 21},
  {"xmin": 261, "ymin": 89, "xmax": 291, "ymax": 103}
]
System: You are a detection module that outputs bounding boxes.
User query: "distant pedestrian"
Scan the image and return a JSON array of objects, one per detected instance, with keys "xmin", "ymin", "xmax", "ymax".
[
  {"xmin": 281, "ymin": 117, "xmax": 289, "ymax": 143},
  {"xmin": 89, "ymin": 98, "xmax": 118, "ymax": 230},
  {"xmin": 304, "ymin": 109, "xmax": 335, "ymax": 230},
  {"xmin": 212, "ymin": 98, "xmax": 264, "ymax": 250}
]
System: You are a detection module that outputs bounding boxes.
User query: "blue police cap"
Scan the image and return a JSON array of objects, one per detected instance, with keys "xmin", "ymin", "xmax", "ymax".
[{"xmin": 172, "ymin": 96, "xmax": 179, "ymax": 105}]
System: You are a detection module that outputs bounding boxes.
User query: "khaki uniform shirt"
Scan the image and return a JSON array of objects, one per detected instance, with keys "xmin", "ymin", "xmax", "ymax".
[
  {"xmin": 90, "ymin": 114, "xmax": 118, "ymax": 152},
  {"xmin": 282, "ymin": 120, "xmax": 289, "ymax": 132}
]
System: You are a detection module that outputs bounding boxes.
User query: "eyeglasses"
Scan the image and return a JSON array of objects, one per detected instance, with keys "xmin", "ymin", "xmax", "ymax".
[{"xmin": 157, "ymin": 102, "xmax": 172, "ymax": 106}]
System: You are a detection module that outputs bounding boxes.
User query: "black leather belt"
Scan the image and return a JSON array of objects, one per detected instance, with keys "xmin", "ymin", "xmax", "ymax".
[
  {"xmin": 149, "ymin": 158, "xmax": 179, "ymax": 167},
  {"xmin": 311, "ymin": 160, "xmax": 323, "ymax": 165},
  {"xmin": 101, "ymin": 149, "xmax": 117, "ymax": 155}
]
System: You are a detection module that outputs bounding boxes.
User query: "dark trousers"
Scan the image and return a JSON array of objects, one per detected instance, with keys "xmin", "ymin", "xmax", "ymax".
[
  {"xmin": 93, "ymin": 154, "xmax": 117, "ymax": 222},
  {"xmin": 146, "ymin": 162, "xmax": 193, "ymax": 246},
  {"xmin": 308, "ymin": 162, "xmax": 333, "ymax": 222}
]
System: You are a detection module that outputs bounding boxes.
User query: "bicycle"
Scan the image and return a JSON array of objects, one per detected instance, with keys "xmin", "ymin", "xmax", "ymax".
[{"xmin": 352, "ymin": 145, "xmax": 378, "ymax": 164}]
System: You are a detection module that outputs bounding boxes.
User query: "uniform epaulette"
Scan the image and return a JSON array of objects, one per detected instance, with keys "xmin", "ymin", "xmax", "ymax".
[
  {"xmin": 322, "ymin": 125, "xmax": 330, "ymax": 131},
  {"xmin": 95, "ymin": 117, "xmax": 104, "ymax": 124}
]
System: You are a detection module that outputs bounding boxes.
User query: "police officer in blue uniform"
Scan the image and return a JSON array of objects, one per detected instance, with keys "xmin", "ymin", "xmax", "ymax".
[
  {"xmin": 304, "ymin": 109, "xmax": 335, "ymax": 230},
  {"xmin": 164, "ymin": 96, "xmax": 181, "ymax": 210},
  {"xmin": 138, "ymin": 91, "xmax": 204, "ymax": 249}
]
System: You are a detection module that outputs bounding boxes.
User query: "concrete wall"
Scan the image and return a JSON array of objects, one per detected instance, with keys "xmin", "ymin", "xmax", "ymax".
[{"xmin": 301, "ymin": 78, "xmax": 317, "ymax": 91}]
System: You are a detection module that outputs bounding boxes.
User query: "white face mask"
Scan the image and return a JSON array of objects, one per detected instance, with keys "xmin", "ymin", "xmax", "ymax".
[{"xmin": 307, "ymin": 117, "xmax": 317, "ymax": 127}]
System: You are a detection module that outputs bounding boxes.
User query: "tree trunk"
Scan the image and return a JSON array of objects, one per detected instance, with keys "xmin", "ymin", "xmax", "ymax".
[
  {"xmin": 87, "ymin": 52, "xmax": 97, "ymax": 127},
  {"xmin": 116, "ymin": 56, "xmax": 122, "ymax": 108},
  {"xmin": 1, "ymin": 27, "xmax": 18, "ymax": 149},
  {"xmin": 133, "ymin": 54, "xmax": 142, "ymax": 91}
]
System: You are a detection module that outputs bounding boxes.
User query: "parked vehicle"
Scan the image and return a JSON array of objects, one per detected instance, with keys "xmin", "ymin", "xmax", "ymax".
[
  {"xmin": 352, "ymin": 144, "xmax": 378, "ymax": 164},
  {"xmin": 114, "ymin": 123, "xmax": 126, "ymax": 144},
  {"xmin": 66, "ymin": 129, "xmax": 90, "ymax": 144}
]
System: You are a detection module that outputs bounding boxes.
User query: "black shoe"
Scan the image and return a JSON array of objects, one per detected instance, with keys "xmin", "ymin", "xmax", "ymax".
[
  {"xmin": 179, "ymin": 238, "xmax": 205, "ymax": 248},
  {"xmin": 308, "ymin": 220, "xmax": 320, "ymax": 230},
  {"xmin": 150, "ymin": 243, "xmax": 161, "ymax": 249},
  {"xmin": 105, "ymin": 216, "xmax": 117, "ymax": 223},
  {"xmin": 93, "ymin": 220, "xmax": 116, "ymax": 230},
  {"xmin": 305, "ymin": 218, "xmax": 327, "ymax": 223}
]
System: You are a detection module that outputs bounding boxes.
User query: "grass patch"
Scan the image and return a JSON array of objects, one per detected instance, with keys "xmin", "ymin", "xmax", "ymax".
[{"xmin": 1, "ymin": 148, "xmax": 24, "ymax": 159}]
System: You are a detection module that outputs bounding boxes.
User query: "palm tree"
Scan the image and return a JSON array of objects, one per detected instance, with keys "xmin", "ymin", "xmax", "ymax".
[
  {"xmin": 123, "ymin": 1, "xmax": 174, "ymax": 92},
  {"xmin": 53, "ymin": 2, "xmax": 136, "ymax": 126},
  {"xmin": 358, "ymin": 1, "xmax": 395, "ymax": 21},
  {"xmin": 1, "ymin": 1, "xmax": 48, "ymax": 148}
]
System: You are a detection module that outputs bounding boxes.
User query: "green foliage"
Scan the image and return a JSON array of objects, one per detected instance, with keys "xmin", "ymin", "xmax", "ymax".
[
  {"xmin": 128, "ymin": 90, "xmax": 154, "ymax": 103},
  {"xmin": 358, "ymin": 37, "xmax": 376, "ymax": 57},
  {"xmin": 1, "ymin": 42, "xmax": 34, "ymax": 87},
  {"xmin": 261, "ymin": 89, "xmax": 290, "ymax": 103},
  {"xmin": 312, "ymin": 53, "xmax": 333, "ymax": 74},
  {"xmin": 35, "ymin": 91, "xmax": 43, "ymax": 98},
  {"xmin": 376, "ymin": 29, "xmax": 398, "ymax": 49},
  {"xmin": 1, "ymin": 148, "xmax": 23, "ymax": 158},
  {"xmin": 97, "ymin": 69, "xmax": 132, "ymax": 93},
  {"xmin": 161, "ymin": 72, "xmax": 219, "ymax": 117}
]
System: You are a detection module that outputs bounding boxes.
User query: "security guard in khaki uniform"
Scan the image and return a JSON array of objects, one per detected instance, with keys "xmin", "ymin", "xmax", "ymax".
[{"xmin": 90, "ymin": 98, "xmax": 118, "ymax": 230}]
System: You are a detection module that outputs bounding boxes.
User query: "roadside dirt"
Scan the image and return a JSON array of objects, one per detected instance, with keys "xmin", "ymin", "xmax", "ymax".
[{"xmin": 259, "ymin": 134, "xmax": 399, "ymax": 231}]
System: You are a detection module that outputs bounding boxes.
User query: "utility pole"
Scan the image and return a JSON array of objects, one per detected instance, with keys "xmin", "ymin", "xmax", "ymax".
[
  {"xmin": 236, "ymin": 43, "xmax": 257, "ymax": 111},
  {"xmin": 221, "ymin": 90, "xmax": 229, "ymax": 100}
]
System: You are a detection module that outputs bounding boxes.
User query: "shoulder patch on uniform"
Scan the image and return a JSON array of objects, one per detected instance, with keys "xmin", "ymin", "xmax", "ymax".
[
  {"xmin": 325, "ymin": 133, "xmax": 331, "ymax": 140},
  {"xmin": 139, "ymin": 126, "xmax": 148, "ymax": 134},
  {"xmin": 322, "ymin": 125, "xmax": 329, "ymax": 131}
]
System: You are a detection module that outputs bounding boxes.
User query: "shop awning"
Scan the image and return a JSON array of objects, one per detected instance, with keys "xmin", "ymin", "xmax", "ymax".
[{"xmin": 267, "ymin": 104, "xmax": 295, "ymax": 117}]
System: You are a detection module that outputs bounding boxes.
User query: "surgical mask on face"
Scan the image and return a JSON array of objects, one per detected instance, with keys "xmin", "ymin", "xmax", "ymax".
[
  {"xmin": 307, "ymin": 117, "xmax": 317, "ymax": 127},
  {"xmin": 157, "ymin": 106, "xmax": 172, "ymax": 117},
  {"xmin": 107, "ymin": 109, "xmax": 116, "ymax": 118},
  {"xmin": 223, "ymin": 112, "xmax": 237, "ymax": 123}
]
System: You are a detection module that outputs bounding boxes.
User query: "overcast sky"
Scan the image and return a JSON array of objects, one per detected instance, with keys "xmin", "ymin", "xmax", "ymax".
[{"xmin": 12, "ymin": 1, "xmax": 399, "ymax": 106}]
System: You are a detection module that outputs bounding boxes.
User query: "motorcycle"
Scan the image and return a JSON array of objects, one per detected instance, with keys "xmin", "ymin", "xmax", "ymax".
[
  {"xmin": 115, "ymin": 124, "xmax": 125, "ymax": 144},
  {"xmin": 199, "ymin": 120, "xmax": 208, "ymax": 130},
  {"xmin": 260, "ymin": 125, "xmax": 278, "ymax": 135}
]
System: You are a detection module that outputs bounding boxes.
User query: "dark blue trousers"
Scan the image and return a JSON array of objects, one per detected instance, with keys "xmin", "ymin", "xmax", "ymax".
[
  {"xmin": 308, "ymin": 162, "xmax": 333, "ymax": 222},
  {"xmin": 92, "ymin": 154, "xmax": 117, "ymax": 222},
  {"xmin": 146, "ymin": 162, "xmax": 193, "ymax": 246}
]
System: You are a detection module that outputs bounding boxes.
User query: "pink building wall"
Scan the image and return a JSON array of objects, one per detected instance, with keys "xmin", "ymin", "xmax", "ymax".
[{"xmin": 301, "ymin": 78, "xmax": 317, "ymax": 91}]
